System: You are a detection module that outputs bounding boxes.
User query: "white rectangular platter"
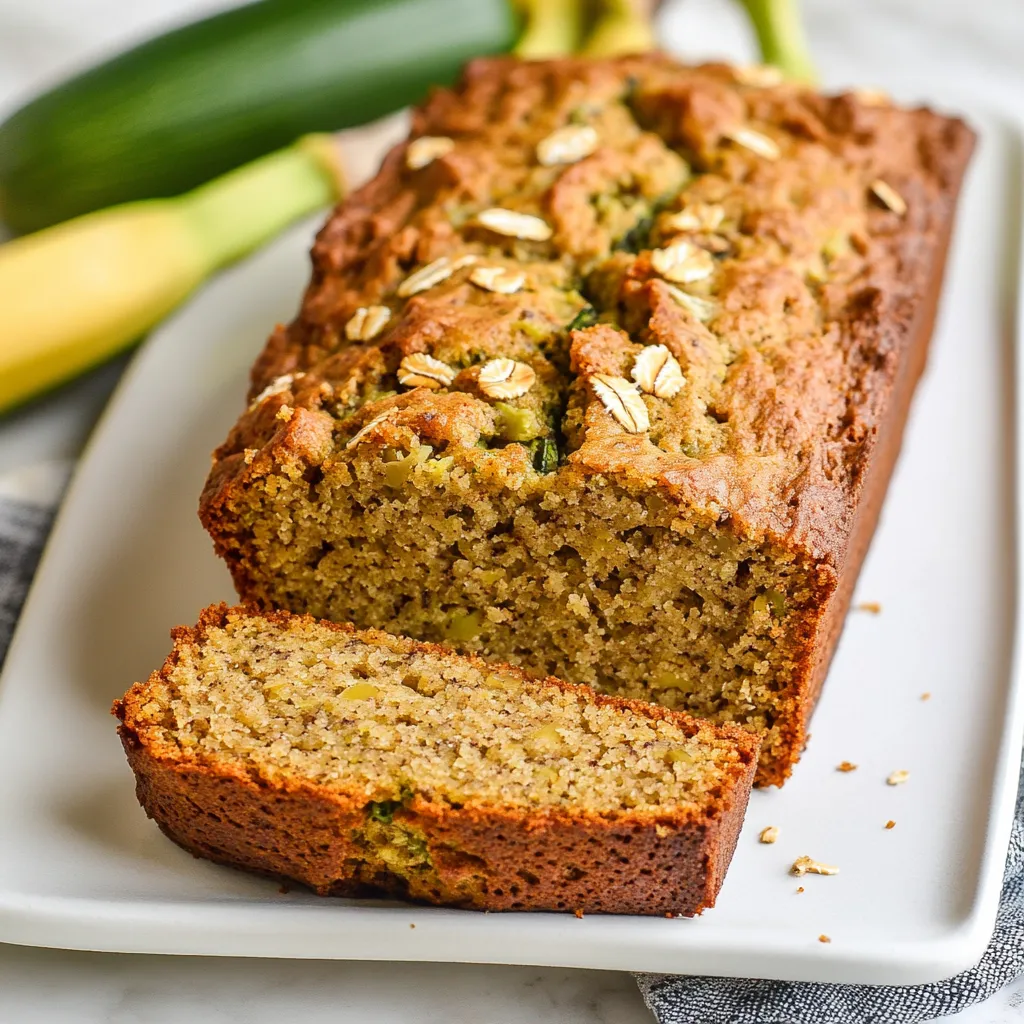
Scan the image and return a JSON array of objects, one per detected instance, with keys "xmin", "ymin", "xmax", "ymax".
[{"xmin": 0, "ymin": 109, "xmax": 1020, "ymax": 986}]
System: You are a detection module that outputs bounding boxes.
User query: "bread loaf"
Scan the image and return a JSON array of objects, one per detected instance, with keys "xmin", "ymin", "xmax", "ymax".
[{"xmin": 200, "ymin": 56, "xmax": 974, "ymax": 785}]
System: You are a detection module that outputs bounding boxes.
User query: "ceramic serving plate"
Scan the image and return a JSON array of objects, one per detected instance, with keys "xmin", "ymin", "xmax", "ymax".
[{"xmin": 0, "ymin": 109, "xmax": 1020, "ymax": 985}]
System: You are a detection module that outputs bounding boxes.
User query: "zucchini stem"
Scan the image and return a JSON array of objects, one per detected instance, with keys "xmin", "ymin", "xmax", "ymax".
[
  {"xmin": 513, "ymin": 0, "xmax": 585, "ymax": 58},
  {"xmin": 183, "ymin": 134, "xmax": 341, "ymax": 271},
  {"xmin": 734, "ymin": 0, "xmax": 816, "ymax": 83},
  {"xmin": 580, "ymin": 0, "xmax": 658, "ymax": 56}
]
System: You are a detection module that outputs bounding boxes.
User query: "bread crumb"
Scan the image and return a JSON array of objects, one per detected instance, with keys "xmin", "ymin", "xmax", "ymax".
[
  {"xmin": 836, "ymin": 761, "xmax": 858, "ymax": 773},
  {"xmin": 921, "ymin": 692, "xmax": 931, "ymax": 701},
  {"xmin": 796, "ymin": 886, "xmax": 805, "ymax": 894},
  {"xmin": 759, "ymin": 825, "xmax": 780, "ymax": 844},
  {"xmin": 574, "ymin": 908, "xmax": 584, "ymax": 919},
  {"xmin": 855, "ymin": 601, "xmax": 882, "ymax": 614},
  {"xmin": 275, "ymin": 405, "xmax": 294, "ymax": 423},
  {"xmin": 409, "ymin": 922, "xmax": 416, "ymax": 929},
  {"xmin": 819, "ymin": 934, "xmax": 832, "ymax": 944},
  {"xmin": 887, "ymin": 770, "xmax": 910, "ymax": 786},
  {"xmin": 791, "ymin": 856, "xmax": 839, "ymax": 877},
  {"xmin": 885, "ymin": 820, "xmax": 896, "ymax": 829}
]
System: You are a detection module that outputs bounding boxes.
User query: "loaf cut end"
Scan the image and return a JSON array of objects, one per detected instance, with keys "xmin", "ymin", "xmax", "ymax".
[{"xmin": 208, "ymin": 468, "xmax": 822, "ymax": 785}]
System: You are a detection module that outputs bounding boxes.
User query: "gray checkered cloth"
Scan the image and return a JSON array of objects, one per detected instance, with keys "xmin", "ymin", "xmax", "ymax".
[
  {"xmin": 0, "ymin": 486, "xmax": 1020, "ymax": 1023},
  {"xmin": 0, "ymin": 494, "xmax": 57, "ymax": 671},
  {"xmin": 637, "ymin": 766, "xmax": 1024, "ymax": 1020}
]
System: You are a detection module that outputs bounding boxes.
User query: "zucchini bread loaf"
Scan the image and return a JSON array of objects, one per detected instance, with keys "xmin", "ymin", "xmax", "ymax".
[
  {"xmin": 114, "ymin": 605, "xmax": 758, "ymax": 915},
  {"xmin": 200, "ymin": 56, "xmax": 974, "ymax": 786}
]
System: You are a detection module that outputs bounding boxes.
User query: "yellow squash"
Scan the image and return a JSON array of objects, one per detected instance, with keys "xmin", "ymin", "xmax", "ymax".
[{"xmin": 0, "ymin": 135, "xmax": 342, "ymax": 413}]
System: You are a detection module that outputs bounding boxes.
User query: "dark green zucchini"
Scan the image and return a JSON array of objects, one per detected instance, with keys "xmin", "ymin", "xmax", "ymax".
[{"xmin": 0, "ymin": 0, "xmax": 519, "ymax": 234}]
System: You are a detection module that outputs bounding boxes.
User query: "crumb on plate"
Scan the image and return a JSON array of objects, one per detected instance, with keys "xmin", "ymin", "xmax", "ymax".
[{"xmin": 791, "ymin": 856, "xmax": 839, "ymax": 877}]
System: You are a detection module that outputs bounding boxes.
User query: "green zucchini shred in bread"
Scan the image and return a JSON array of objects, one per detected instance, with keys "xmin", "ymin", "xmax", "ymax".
[
  {"xmin": 114, "ymin": 606, "xmax": 758, "ymax": 915},
  {"xmin": 200, "ymin": 55, "xmax": 974, "ymax": 786}
]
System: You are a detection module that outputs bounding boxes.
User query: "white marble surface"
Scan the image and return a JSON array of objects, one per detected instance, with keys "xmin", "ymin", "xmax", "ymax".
[{"xmin": 1, "ymin": 0, "xmax": 1023, "ymax": 1020}]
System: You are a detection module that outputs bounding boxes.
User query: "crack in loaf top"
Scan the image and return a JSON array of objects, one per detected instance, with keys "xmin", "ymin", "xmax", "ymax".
[{"xmin": 207, "ymin": 55, "xmax": 974, "ymax": 568}]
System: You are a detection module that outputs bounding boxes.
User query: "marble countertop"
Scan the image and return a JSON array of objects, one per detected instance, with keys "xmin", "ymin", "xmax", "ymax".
[{"xmin": 1, "ymin": 0, "xmax": 1023, "ymax": 1020}]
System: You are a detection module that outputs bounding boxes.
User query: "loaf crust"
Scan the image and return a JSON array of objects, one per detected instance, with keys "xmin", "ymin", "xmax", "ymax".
[
  {"xmin": 199, "ymin": 57, "xmax": 975, "ymax": 785},
  {"xmin": 114, "ymin": 605, "xmax": 758, "ymax": 916}
]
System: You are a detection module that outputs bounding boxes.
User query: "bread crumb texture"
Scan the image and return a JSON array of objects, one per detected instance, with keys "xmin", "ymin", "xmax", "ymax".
[
  {"xmin": 199, "ymin": 56, "xmax": 975, "ymax": 788},
  {"xmin": 116, "ymin": 607, "xmax": 758, "ymax": 915},
  {"xmin": 131, "ymin": 612, "xmax": 749, "ymax": 813}
]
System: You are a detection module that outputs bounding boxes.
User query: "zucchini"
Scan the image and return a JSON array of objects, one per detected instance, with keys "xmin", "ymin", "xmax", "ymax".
[
  {"xmin": 735, "ymin": 0, "xmax": 817, "ymax": 83},
  {"xmin": 0, "ymin": 0, "xmax": 519, "ymax": 234}
]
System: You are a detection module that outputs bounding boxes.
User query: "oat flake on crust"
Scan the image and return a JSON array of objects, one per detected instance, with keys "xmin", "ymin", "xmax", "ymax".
[
  {"xmin": 406, "ymin": 135, "xmax": 455, "ymax": 170},
  {"xmin": 345, "ymin": 410, "xmax": 397, "ymax": 450},
  {"xmin": 398, "ymin": 255, "xmax": 477, "ymax": 298},
  {"xmin": 398, "ymin": 353, "xmax": 457, "ymax": 390},
  {"xmin": 345, "ymin": 305, "xmax": 391, "ymax": 342},
  {"xmin": 663, "ymin": 203, "xmax": 726, "ymax": 234},
  {"xmin": 591, "ymin": 374, "xmax": 650, "ymax": 433},
  {"xmin": 475, "ymin": 208, "xmax": 553, "ymax": 241},
  {"xmin": 664, "ymin": 284, "xmax": 718, "ymax": 323},
  {"xmin": 870, "ymin": 179, "xmax": 908, "ymax": 215},
  {"xmin": 470, "ymin": 265, "xmax": 527, "ymax": 294},
  {"xmin": 536, "ymin": 124, "xmax": 598, "ymax": 166},
  {"xmin": 650, "ymin": 241, "xmax": 716, "ymax": 285},
  {"xmin": 249, "ymin": 373, "xmax": 302, "ymax": 409},
  {"xmin": 632, "ymin": 344, "xmax": 684, "ymax": 399},
  {"xmin": 852, "ymin": 87, "xmax": 891, "ymax": 106},
  {"xmin": 478, "ymin": 358, "xmax": 536, "ymax": 399},
  {"xmin": 731, "ymin": 64, "xmax": 784, "ymax": 88},
  {"xmin": 723, "ymin": 126, "xmax": 781, "ymax": 160}
]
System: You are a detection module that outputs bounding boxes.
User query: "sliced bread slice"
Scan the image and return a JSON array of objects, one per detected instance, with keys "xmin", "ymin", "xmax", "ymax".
[{"xmin": 114, "ymin": 604, "xmax": 758, "ymax": 916}]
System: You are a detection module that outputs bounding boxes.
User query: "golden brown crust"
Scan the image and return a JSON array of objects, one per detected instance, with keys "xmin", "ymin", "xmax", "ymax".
[
  {"xmin": 114, "ymin": 605, "xmax": 758, "ymax": 915},
  {"xmin": 198, "ymin": 56, "xmax": 975, "ymax": 787},
  {"xmin": 117, "ymin": 738, "xmax": 752, "ymax": 915},
  {"xmin": 204, "ymin": 56, "xmax": 974, "ymax": 563}
]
